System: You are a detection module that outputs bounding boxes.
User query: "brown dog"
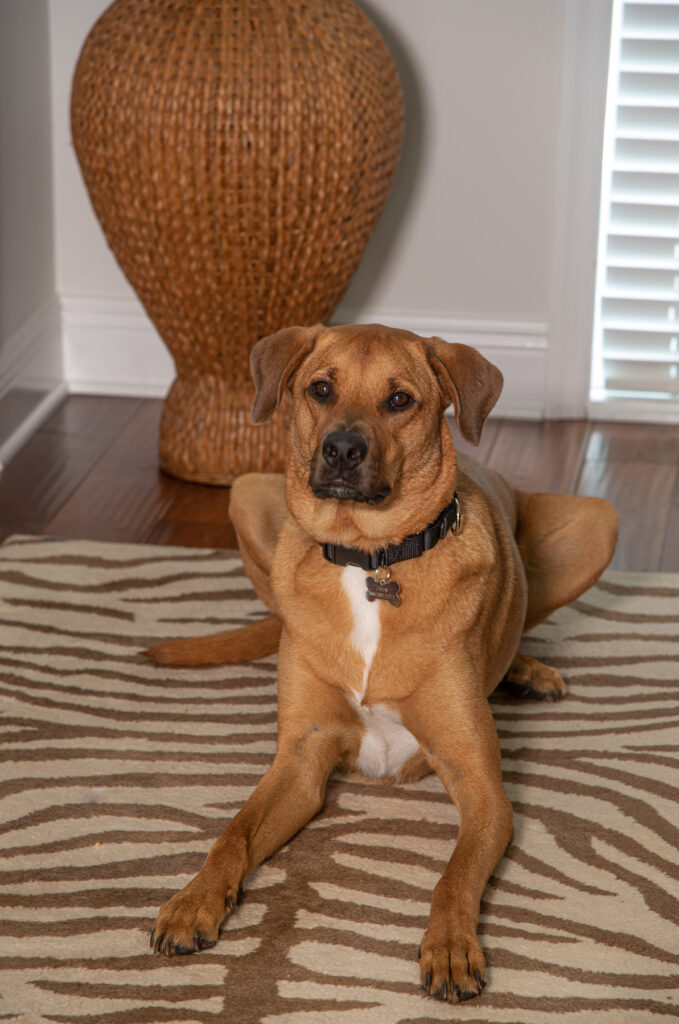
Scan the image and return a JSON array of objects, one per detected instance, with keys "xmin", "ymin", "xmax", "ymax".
[{"xmin": 147, "ymin": 323, "xmax": 618, "ymax": 1003}]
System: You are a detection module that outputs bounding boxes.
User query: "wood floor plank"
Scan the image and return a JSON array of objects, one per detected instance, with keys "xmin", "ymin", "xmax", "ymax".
[
  {"xmin": 448, "ymin": 416, "xmax": 501, "ymax": 465},
  {"xmin": 578, "ymin": 420, "xmax": 679, "ymax": 573},
  {"xmin": 577, "ymin": 460, "xmax": 676, "ymax": 571},
  {"xmin": 148, "ymin": 480, "xmax": 238, "ymax": 548},
  {"xmin": 159, "ymin": 480, "xmax": 232, "ymax": 525},
  {"xmin": 0, "ymin": 396, "xmax": 142, "ymax": 541},
  {"xmin": 41, "ymin": 395, "xmax": 142, "ymax": 439},
  {"xmin": 483, "ymin": 419, "xmax": 589, "ymax": 493},
  {"xmin": 90, "ymin": 399, "xmax": 164, "ymax": 472},
  {"xmin": 585, "ymin": 421, "xmax": 679, "ymax": 464},
  {"xmin": 44, "ymin": 401, "xmax": 180, "ymax": 542},
  {"xmin": 146, "ymin": 518, "xmax": 238, "ymax": 548},
  {"xmin": 661, "ymin": 506, "xmax": 679, "ymax": 572},
  {"xmin": 46, "ymin": 469, "xmax": 179, "ymax": 542}
]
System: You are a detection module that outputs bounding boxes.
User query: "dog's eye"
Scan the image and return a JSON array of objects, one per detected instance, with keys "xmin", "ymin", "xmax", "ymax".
[
  {"xmin": 387, "ymin": 390, "xmax": 414, "ymax": 411},
  {"xmin": 309, "ymin": 380, "xmax": 333, "ymax": 401}
]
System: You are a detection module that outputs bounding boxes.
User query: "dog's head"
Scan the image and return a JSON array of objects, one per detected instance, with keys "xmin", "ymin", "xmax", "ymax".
[{"xmin": 250, "ymin": 323, "xmax": 502, "ymax": 549}]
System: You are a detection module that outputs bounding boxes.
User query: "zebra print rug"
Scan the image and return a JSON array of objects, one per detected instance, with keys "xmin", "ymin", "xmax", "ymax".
[{"xmin": 1, "ymin": 534, "xmax": 678, "ymax": 1023}]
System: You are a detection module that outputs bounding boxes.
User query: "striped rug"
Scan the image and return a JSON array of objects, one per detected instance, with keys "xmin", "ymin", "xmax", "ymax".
[{"xmin": 0, "ymin": 534, "xmax": 678, "ymax": 1024}]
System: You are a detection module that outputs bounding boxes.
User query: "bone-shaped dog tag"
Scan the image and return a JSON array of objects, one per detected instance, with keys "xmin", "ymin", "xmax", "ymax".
[{"xmin": 365, "ymin": 575, "xmax": 401, "ymax": 607}]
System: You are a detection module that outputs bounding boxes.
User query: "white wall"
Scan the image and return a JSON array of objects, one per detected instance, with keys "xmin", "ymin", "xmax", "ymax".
[
  {"xmin": 344, "ymin": 0, "xmax": 563, "ymax": 321},
  {"xmin": 49, "ymin": 0, "xmax": 611, "ymax": 415},
  {"xmin": 0, "ymin": 0, "xmax": 55, "ymax": 340},
  {"xmin": 0, "ymin": 0, "xmax": 64, "ymax": 467},
  {"xmin": 50, "ymin": 0, "xmax": 138, "ymax": 302}
]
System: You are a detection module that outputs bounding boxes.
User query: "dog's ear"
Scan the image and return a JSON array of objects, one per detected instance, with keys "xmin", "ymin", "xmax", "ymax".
[
  {"xmin": 425, "ymin": 337, "xmax": 503, "ymax": 445},
  {"xmin": 250, "ymin": 325, "xmax": 323, "ymax": 424}
]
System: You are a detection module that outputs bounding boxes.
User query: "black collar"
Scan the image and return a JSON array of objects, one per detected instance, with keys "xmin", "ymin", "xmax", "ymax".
[{"xmin": 321, "ymin": 493, "xmax": 461, "ymax": 572}]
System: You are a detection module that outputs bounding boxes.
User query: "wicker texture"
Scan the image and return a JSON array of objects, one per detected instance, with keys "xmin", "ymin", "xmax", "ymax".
[{"xmin": 71, "ymin": 0, "xmax": 403, "ymax": 483}]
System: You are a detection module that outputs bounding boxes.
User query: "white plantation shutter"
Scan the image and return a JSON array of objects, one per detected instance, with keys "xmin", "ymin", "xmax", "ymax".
[{"xmin": 591, "ymin": 0, "xmax": 679, "ymax": 411}]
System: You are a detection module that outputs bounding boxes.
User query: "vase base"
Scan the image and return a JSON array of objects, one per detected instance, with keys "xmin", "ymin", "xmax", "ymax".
[{"xmin": 159, "ymin": 376, "xmax": 287, "ymax": 486}]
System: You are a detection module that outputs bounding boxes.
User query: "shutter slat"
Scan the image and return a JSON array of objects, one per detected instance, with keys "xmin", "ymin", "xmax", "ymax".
[
  {"xmin": 619, "ymin": 70, "xmax": 679, "ymax": 107},
  {"xmin": 608, "ymin": 227, "xmax": 679, "ymax": 235},
  {"xmin": 606, "ymin": 233, "xmax": 679, "ymax": 261},
  {"xmin": 603, "ymin": 316, "xmax": 679, "ymax": 329},
  {"xmin": 607, "ymin": 260, "xmax": 679, "ymax": 268},
  {"xmin": 603, "ymin": 295, "xmax": 679, "ymax": 320},
  {"xmin": 602, "ymin": 326, "xmax": 679, "ymax": 353},
  {"xmin": 607, "ymin": 265, "xmax": 679, "ymax": 295},
  {"xmin": 604, "ymin": 359, "xmax": 679, "ymax": 394},
  {"xmin": 610, "ymin": 200, "xmax": 679, "ymax": 233},
  {"xmin": 617, "ymin": 104, "xmax": 679, "ymax": 134},
  {"xmin": 611, "ymin": 171, "xmax": 679, "ymax": 204},
  {"xmin": 615, "ymin": 137, "xmax": 679, "ymax": 169},
  {"xmin": 621, "ymin": 37, "xmax": 679, "ymax": 70},
  {"xmin": 623, "ymin": 4, "xmax": 679, "ymax": 37}
]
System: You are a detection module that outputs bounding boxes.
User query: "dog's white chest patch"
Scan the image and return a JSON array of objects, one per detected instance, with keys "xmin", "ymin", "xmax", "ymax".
[
  {"xmin": 340, "ymin": 566, "xmax": 419, "ymax": 778},
  {"xmin": 341, "ymin": 565, "xmax": 381, "ymax": 702}
]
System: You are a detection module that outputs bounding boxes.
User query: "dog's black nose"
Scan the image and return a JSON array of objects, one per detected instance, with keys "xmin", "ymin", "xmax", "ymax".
[{"xmin": 322, "ymin": 430, "xmax": 368, "ymax": 470}]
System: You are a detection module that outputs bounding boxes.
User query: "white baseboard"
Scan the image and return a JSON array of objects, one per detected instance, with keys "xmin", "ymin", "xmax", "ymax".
[
  {"xmin": 588, "ymin": 397, "xmax": 679, "ymax": 424},
  {"xmin": 0, "ymin": 299, "xmax": 66, "ymax": 470},
  {"xmin": 0, "ymin": 298, "xmax": 62, "ymax": 395},
  {"xmin": 61, "ymin": 293, "xmax": 549, "ymax": 416}
]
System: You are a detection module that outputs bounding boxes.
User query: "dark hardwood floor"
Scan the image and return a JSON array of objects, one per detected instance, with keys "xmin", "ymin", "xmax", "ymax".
[{"xmin": 0, "ymin": 395, "xmax": 677, "ymax": 572}]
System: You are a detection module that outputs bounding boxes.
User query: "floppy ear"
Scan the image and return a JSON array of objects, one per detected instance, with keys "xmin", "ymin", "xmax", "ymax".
[
  {"xmin": 250, "ymin": 324, "xmax": 323, "ymax": 424},
  {"xmin": 424, "ymin": 337, "xmax": 503, "ymax": 445}
]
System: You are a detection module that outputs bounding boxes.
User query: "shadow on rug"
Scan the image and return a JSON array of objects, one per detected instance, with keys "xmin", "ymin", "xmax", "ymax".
[{"xmin": 0, "ymin": 535, "xmax": 677, "ymax": 1023}]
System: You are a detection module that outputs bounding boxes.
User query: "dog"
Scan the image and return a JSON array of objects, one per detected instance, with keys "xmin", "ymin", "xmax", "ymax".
[{"xmin": 146, "ymin": 323, "xmax": 618, "ymax": 1003}]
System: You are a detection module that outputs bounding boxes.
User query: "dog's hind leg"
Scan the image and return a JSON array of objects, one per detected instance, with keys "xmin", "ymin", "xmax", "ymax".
[
  {"xmin": 503, "ymin": 653, "xmax": 565, "ymax": 701},
  {"xmin": 500, "ymin": 491, "xmax": 617, "ymax": 701},
  {"xmin": 515, "ymin": 491, "xmax": 618, "ymax": 631}
]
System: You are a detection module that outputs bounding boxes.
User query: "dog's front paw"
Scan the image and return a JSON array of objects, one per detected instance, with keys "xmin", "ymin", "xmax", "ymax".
[
  {"xmin": 419, "ymin": 922, "xmax": 487, "ymax": 1003},
  {"xmin": 150, "ymin": 878, "xmax": 239, "ymax": 955}
]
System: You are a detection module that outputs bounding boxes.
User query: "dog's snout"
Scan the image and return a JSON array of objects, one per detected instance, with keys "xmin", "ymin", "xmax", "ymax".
[
  {"xmin": 322, "ymin": 431, "xmax": 368, "ymax": 471},
  {"xmin": 310, "ymin": 426, "xmax": 388, "ymax": 504}
]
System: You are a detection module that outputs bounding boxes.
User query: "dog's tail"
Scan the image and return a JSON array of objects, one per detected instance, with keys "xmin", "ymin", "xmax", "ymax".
[{"xmin": 143, "ymin": 613, "xmax": 282, "ymax": 666}]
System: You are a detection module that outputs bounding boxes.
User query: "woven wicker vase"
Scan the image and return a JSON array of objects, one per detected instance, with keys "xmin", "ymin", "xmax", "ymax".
[{"xmin": 71, "ymin": 0, "xmax": 403, "ymax": 484}]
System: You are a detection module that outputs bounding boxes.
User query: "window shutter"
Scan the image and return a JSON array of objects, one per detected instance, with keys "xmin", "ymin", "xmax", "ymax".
[{"xmin": 592, "ymin": 0, "xmax": 679, "ymax": 410}]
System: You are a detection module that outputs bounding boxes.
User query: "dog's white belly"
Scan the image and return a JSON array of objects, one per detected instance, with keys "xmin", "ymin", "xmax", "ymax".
[
  {"xmin": 353, "ymin": 701, "xmax": 420, "ymax": 778},
  {"xmin": 341, "ymin": 566, "xmax": 420, "ymax": 778}
]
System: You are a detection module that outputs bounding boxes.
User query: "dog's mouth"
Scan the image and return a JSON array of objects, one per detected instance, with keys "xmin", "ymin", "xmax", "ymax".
[{"xmin": 310, "ymin": 480, "xmax": 391, "ymax": 505}]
